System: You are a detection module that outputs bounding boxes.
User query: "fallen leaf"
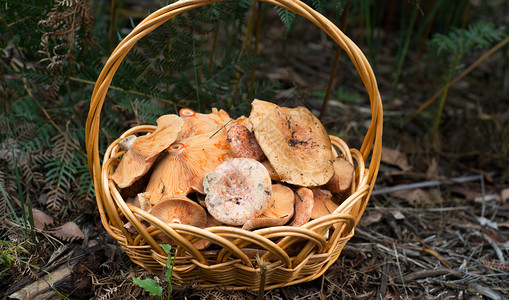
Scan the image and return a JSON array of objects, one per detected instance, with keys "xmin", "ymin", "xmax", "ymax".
[
  {"xmin": 50, "ymin": 221, "xmax": 84, "ymax": 241},
  {"xmin": 391, "ymin": 188, "xmax": 430, "ymax": 204},
  {"xmin": 391, "ymin": 210, "xmax": 405, "ymax": 221},
  {"xmin": 381, "ymin": 147, "xmax": 410, "ymax": 170},
  {"xmin": 360, "ymin": 212, "xmax": 383, "ymax": 227},
  {"xmin": 32, "ymin": 208, "xmax": 54, "ymax": 230}
]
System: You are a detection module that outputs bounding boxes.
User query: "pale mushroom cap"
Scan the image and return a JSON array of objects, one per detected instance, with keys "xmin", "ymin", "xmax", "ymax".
[
  {"xmin": 111, "ymin": 115, "xmax": 183, "ymax": 188},
  {"xmin": 249, "ymin": 99, "xmax": 334, "ymax": 187},
  {"xmin": 310, "ymin": 188, "xmax": 338, "ymax": 219},
  {"xmin": 145, "ymin": 129, "xmax": 231, "ymax": 204},
  {"xmin": 292, "ymin": 187, "xmax": 314, "ymax": 227},
  {"xmin": 227, "ymin": 124, "xmax": 266, "ymax": 161},
  {"xmin": 325, "ymin": 157, "xmax": 355, "ymax": 194},
  {"xmin": 242, "ymin": 184, "xmax": 294, "ymax": 230},
  {"xmin": 150, "ymin": 196, "xmax": 207, "ymax": 228},
  {"xmin": 204, "ymin": 158, "xmax": 272, "ymax": 226}
]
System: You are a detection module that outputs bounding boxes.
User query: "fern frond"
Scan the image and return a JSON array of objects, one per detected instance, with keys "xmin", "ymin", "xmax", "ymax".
[
  {"xmin": 276, "ymin": 7, "xmax": 296, "ymax": 35},
  {"xmin": 312, "ymin": 0, "xmax": 326, "ymax": 13},
  {"xmin": 38, "ymin": 0, "xmax": 96, "ymax": 74}
]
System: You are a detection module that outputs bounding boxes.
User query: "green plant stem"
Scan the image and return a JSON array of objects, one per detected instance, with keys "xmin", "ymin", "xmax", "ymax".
[
  {"xmin": 432, "ymin": 52, "xmax": 461, "ymax": 137},
  {"xmin": 408, "ymin": 35, "xmax": 509, "ymax": 123},
  {"xmin": 19, "ymin": 259, "xmax": 70, "ymax": 300},
  {"xmin": 391, "ymin": 2, "xmax": 420, "ymax": 100},
  {"xmin": 249, "ymin": 1, "xmax": 263, "ymax": 99},
  {"xmin": 363, "ymin": 0, "xmax": 373, "ymax": 64},
  {"xmin": 109, "ymin": 0, "xmax": 118, "ymax": 51},
  {"xmin": 318, "ymin": 0, "xmax": 350, "ymax": 120},
  {"xmin": 416, "ymin": 0, "xmax": 443, "ymax": 61},
  {"xmin": 68, "ymin": 76, "xmax": 179, "ymax": 106},
  {"xmin": 0, "ymin": 184, "xmax": 21, "ymax": 228},
  {"xmin": 230, "ymin": 0, "xmax": 258, "ymax": 107},
  {"xmin": 431, "ymin": 75, "xmax": 451, "ymax": 137},
  {"xmin": 0, "ymin": 13, "xmax": 26, "ymax": 68},
  {"xmin": 208, "ymin": 20, "xmax": 220, "ymax": 72},
  {"xmin": 11, "ymin": 149, "xmax": 27, "ymax": 232}
]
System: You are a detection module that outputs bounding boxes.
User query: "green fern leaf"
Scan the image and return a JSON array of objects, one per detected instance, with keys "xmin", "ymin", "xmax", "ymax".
[{"xmin": 276, "ymin": 7, "xmax": 296, "ymax": 35}]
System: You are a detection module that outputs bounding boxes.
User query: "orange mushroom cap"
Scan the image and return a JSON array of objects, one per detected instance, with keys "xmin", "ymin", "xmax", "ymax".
[
  {"xmin": 111, "ymin": 115, "xmax": 184, "ymax": 188},
  {"xmin": 249, "ymin": 99, "xmax": 334, "ymax": 187},
  {"xmin": 227, "ymin": 124, "xmax": 266, "ymax": 161},
  {"xmin": 204, "ymin": 158, "xmax": 272, "ymax": 226},
  {"xmin": 292, "ymin": 187, "xmax": 314, "ymax": 227},
  {"xmin": 242, "ymin": 184, "xmax": 294, "ymax": 230},
  {"xmin": 310, "ymin": 188, "xmax": 338, "ymax": 219},
  {"xmin": 150, "ymin": 196, "xmax": 207, "ymax": 228},
  {"xmin": 145, "ymin": 129, "xmax": 231, "ymax": 204},
  {"xmin": 178, "ymin": 108, "xmax": 232, "ymax": 139},
  {"xmin": 325, "ymin": 157, "xmax": 355, "ymax": 195}
]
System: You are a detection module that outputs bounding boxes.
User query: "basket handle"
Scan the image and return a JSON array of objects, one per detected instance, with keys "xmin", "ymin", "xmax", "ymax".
[{"xmin": 86, "ymin": 0, "xmax": 383, "ymax": 234}]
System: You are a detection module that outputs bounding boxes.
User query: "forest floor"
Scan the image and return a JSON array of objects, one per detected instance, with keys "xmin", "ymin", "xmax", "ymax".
[{"xmin": 2, "ymin": 5, "xmax": 509, "ymax": 300}]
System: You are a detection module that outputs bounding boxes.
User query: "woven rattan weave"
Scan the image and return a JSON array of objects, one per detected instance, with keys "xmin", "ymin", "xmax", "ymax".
[{"xmin": 85, "ymin": 0, "xmax": 383, "ymax": 290}]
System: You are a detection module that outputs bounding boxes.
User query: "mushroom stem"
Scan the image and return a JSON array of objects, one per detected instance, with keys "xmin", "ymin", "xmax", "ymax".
[
  {"xmin": 167, "ymin": 143, "xmax": 185, "ymax": 155},
  {"xmin": 179, "ymin": 108, "xmax": 196, "ymax": 120},
  {"xmin": 118, "ymin": 135, "xmax": 137, "ymax": 151}
]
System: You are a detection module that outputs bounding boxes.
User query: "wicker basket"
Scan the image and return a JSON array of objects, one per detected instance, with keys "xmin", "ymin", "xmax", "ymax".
[{"xmin": 86, "ymin": 0, "xmax": 382, "ymax": 291}]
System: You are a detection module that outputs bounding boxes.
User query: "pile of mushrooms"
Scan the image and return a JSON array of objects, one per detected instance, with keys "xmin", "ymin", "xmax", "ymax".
[{"xmin": 113, "ymin": 99, "xmax": 354, "ymax": 249}]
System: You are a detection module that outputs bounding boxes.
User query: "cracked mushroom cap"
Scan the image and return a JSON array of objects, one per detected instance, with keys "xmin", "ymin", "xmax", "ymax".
[
  {"xmin": 325, "ymin": 157, "xmax": 355, "ymax": 195},
  {"xmin": 178, "ymin": 108, "xmax": 231, "ymax": 139},
  {"xmin": 204, "ymin": 158, "xmax": 272, "ymax": 226},
  {"xmin": 310, "ymin": 188, "xmax": 338, "ymax": 219},
  {"xmin": 145, "ymin": 129, "xmax": 231, "ymax": 204},
  {"xmin": 242, "ymin": 184, "xmax": 294, "ymax": 230},
  {"xmin": 292, "ymin": 187, "xmax": 314, "ymax": 227},
  {"xmin": 111, "ymin": 115, "xmax": 184, "ymax": 188},
  {"xmin": 249, "ymin": 99, "xmax": 334, "ymax": 187}
]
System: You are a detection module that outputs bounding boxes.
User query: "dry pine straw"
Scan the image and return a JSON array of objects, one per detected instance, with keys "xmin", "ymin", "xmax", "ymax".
[{"xmin": 86, "ymin": 184, "xmax": 509, "ymax": 299}]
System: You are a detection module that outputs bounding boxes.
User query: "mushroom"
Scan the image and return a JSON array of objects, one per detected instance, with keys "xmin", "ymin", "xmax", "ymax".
[
  {"xmin": 261, "ymin": 160, "xmax": 281, "ymax": 181},
  {"xmin": 226, "ymin": 124, "xmax": 266, "ymax": 161},
  {"xmin": 111, "ymin": 114, "xmax": 184, "ymax": 188},
  {"xmin": 242, "ymin": 184, "xmax": 294, "ymax": 230},
  {"xmin": 291, "ymin": 187, "xmax": 314, "ymax": 227},
  {"xmin": 204, "ymin": 158, "xmax": 272, "ymax": 226},
  {"xmin": 150, "ymin": 196, "xmax": 208, "ymax": 246},
  {"xmin": 235, "ymin": 115, "xmax": 252, "ymax": 131},
  {"xmin": 133, "ymin": 192, "xmax": 152, "ymax": 212},
  {"xmin": 325, "ymin": 157, "xmax": 355, "ymax": 196},
  {"xmin": 178, "ymin": 108, "xmax": 231, "ymax": 139},
  {"xmin": 249, "ymin": 99, "xmax": 334, "ymax": 187},
  {"xmin": 310, "ymin": 188, "xmax": 338, "ymax": 219},
  {"xmin": 192, "ymin": 214, "xmax": 222, "ymax": 250},
  {"xmin": 145, "ymin": 129, "xmax": 231, "ymax": 204},
  {"xmin": 150, "ymin": 196, "xmax": 207, "ymax": 226}
]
